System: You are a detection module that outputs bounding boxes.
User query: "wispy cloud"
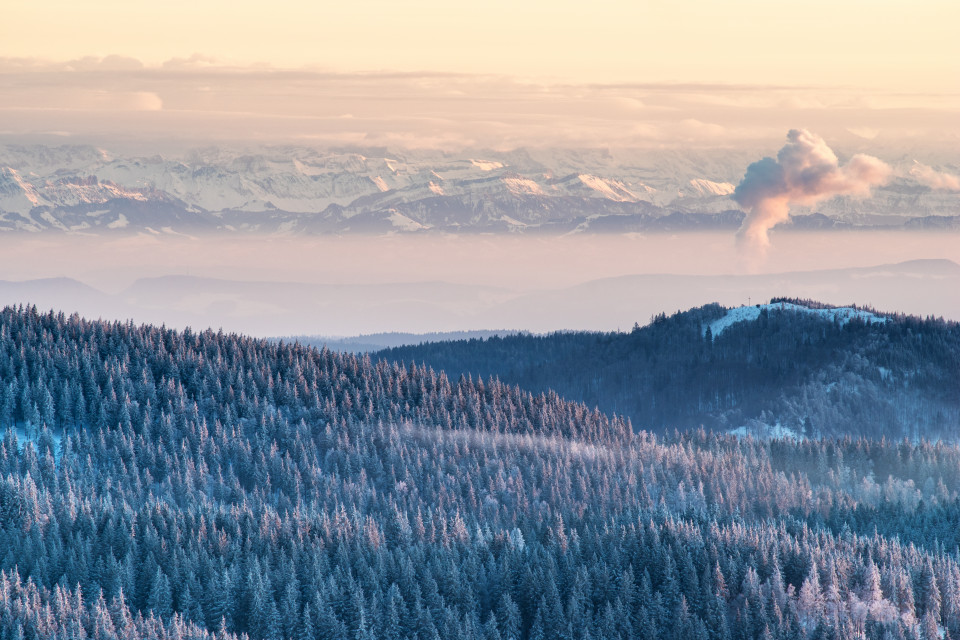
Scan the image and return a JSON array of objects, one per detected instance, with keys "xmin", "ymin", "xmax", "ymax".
[{"xmin": 1, "ymin": 58, "xmax": 959, "ymax": 150}]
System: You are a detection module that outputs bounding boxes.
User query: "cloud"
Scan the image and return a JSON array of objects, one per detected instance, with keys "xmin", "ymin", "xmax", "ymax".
[
  {"xmin": 0, "ymin": 55, "xmax": 145, "ymax": 72},
  {"xmin": 733, "ymin": 129, "xmax": 891, "ymax": 251},
  {"xmin": 910, "ymin": 162, "xmax": 960, "ymax": 191},
  {"xmin": 54, "ymin": 90, "xmax": 164, "ymax": 112},
  {"xmin": 1, "ymin": 60, "xmax": 959, "ymax": 149},
  {"xmin": 64, "ymin": 55, "xmax": 145, "ymax": 72}
]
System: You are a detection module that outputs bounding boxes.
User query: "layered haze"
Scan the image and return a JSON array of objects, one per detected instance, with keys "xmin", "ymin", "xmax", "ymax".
[{"xmin": 0, "ymin": 233, "xmax": 958, "ymax": 336}]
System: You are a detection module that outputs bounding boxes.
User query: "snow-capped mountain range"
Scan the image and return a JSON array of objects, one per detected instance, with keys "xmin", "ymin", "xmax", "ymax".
[{"xmin": 0, "ymin": 144, "xmax": 957, "ymax": 234}]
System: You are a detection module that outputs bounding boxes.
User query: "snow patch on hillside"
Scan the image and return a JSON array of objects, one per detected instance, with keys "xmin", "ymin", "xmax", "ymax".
[
  {"xmin": 577, "ymin": 174, "xmax": 641, "ymax": 202},
  {"xmin": 730, "ymin": 422, "xmax": 803, "ymax": 441},
  {"xmin": 107, "ymin": 214, "xmax": 129, "ymax": 229},
  {"xmin": 500, "ymin": 215, "xmax": 529, "ymax": 228},
  {"xmin": 4, "ymin": 169, "xmax": 41, "ymax": 206},
  {"xmin": 388, "ymin": 211, "xmax": 428, "ymax": 231},
  {"xmin": 707, "ymin": 302, "xmax": 888, "ymax": 337},
  {"xmin": 503, "ymin": 177, "xmax": 544, "ymax": 196},
  {"xmin": 471, "ymin": 159, "xmax": 504, "ymax": 171},
  {"xmin": 688, "ymin": 178, "xmax": 735, "ymax": 196},
  {"xmin": 7, "ymin": 427, "xmax": 63, "ymax": 460}
]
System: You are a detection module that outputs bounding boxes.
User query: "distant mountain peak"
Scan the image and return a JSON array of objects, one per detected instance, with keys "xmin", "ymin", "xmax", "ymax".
[{"xmin": 0, "ymin": 143, "xmax": 958, "ymax": 234}]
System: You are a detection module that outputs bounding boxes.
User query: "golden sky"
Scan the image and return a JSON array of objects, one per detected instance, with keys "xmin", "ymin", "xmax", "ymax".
[
  {"xmin": 5, "ymin": 0, "xmax": 958, "ymax": 90},
  {"xmin": 3, "ymin": 1, "xmax": 958, "ymax": 149}
]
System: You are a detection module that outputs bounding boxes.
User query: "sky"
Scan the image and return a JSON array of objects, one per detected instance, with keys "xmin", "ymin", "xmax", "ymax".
[
  {"xmin": 2, "ymin": 1, "xmax": 959, "ymax": 149},
  {"xmin": 5, "ymin": 1, "xmax": 959, "ymax": 90}
]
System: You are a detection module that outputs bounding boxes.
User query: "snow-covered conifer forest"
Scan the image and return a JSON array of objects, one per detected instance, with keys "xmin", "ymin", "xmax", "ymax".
[{"xmin": 0, "ymin": 305, "xmax": 959, "ymax": 640}]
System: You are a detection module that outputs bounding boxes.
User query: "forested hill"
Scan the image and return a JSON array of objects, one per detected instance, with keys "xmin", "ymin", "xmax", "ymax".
[
  {"xmin": 377, "ymin": 300, "xmax": 960, "ymax": 440},
  {"xmin": 5, "ymin": 305, "xmax": 960, "ymax": 640},
  {"xmin": 0, "ymin": 306, "xmax": 628, "ymax": 447}
]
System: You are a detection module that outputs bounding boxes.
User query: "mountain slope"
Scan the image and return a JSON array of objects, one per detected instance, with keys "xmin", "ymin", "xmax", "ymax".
[
  {"xmin": 2, "ymin": 307, "xmax": 960, "ymax": 639},
  {"xmin": 3, "ymin": 307, "xmax": 960, "ymax": 639},
  {"xmin": 378, "ymin": 299, "xmax": 960, "ymax": 440}
]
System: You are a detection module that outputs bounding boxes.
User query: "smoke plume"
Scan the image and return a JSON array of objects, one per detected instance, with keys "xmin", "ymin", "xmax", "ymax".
[{"xmin": 733, "ymin": 129, "xmax": 891, "ymax": 250}]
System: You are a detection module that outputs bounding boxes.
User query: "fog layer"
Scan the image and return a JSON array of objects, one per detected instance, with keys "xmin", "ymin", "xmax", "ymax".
[{"xmin": 0, "ymin": 232, "xmax": 957, "ymax": 336}]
